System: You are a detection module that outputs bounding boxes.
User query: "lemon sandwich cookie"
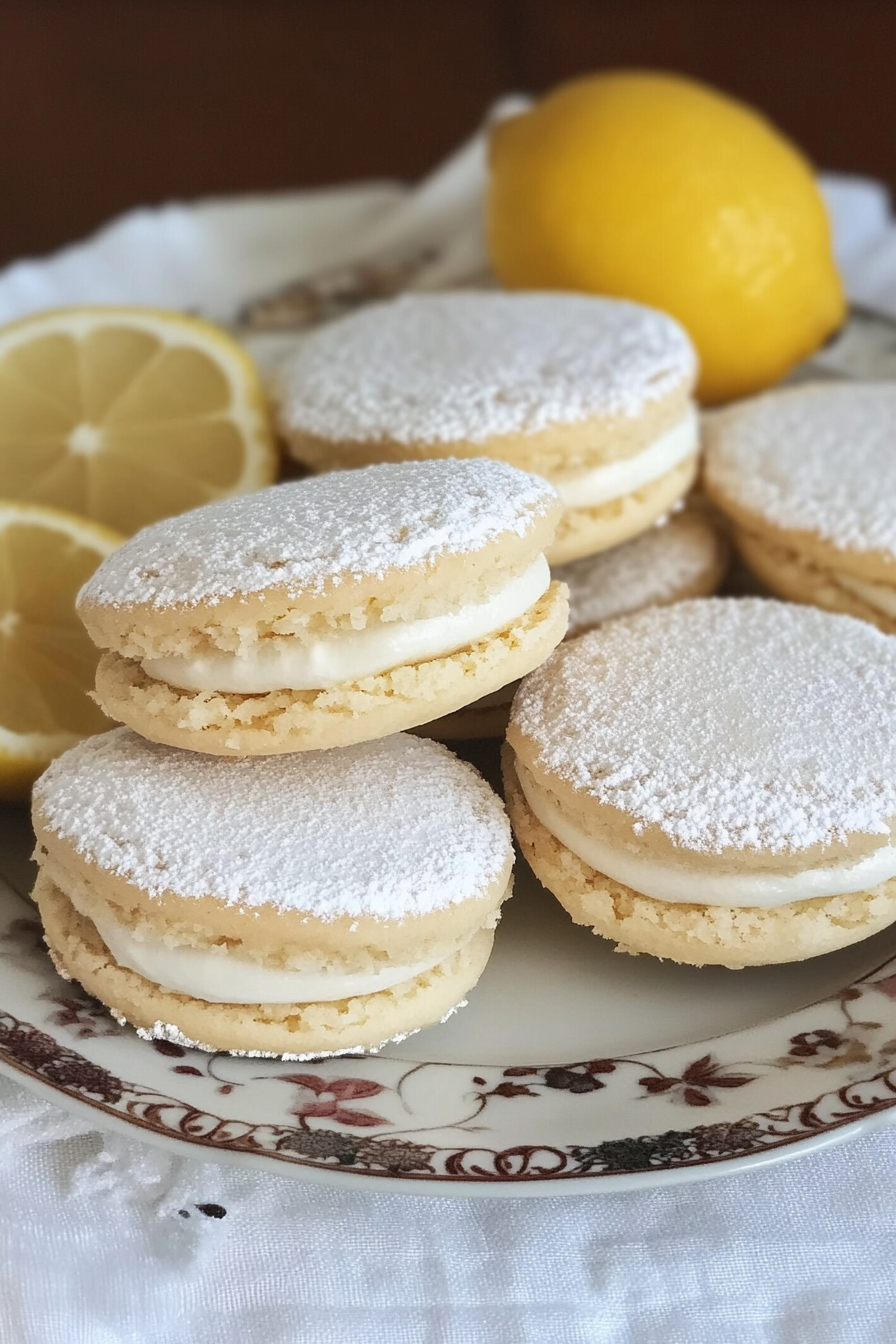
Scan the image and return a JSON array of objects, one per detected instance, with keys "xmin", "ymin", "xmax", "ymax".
[
  {"xmin": 504, "ymin": 598, "xmax": 896, "ymax": 968},
  {"xmin": 424, "ymin": 507, "xmax": 726, "ymax": 741},
  {"xmin": 77, "ymin": 457, "xmax": 567, "ymax": 755},
  {"xmin": 704, "ymin": 383, "xmax": 896, "ymax": 633},
  {"xmin": 33, "ymin": 729, "xmax": 514, "ymax": 1056},
  {"xmin": 279, "ymin": 292, "xmax": 700, "ymax": 565}
]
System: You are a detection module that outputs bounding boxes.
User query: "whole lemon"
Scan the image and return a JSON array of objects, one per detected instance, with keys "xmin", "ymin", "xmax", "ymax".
[{"xmin": 488, "ymin": 71, "xmax": 845, "ymax": 403}]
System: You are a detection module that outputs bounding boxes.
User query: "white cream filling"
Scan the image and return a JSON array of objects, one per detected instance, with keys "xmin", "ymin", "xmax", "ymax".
[
  {"xmin": 551, "ymin": 406, "xmax": 699, "ymax": 508},
  {"xmin": 836, "ymin": 571, "xmax": 896, "ymax": 619},
  {"xmin": 91, "ymin": 912, "xmax": 475, "ymax": 1004},
  {"xmin": 516, "ymin": 761, "xmax": 896, "ymax": 908},
  {"xmin": 141, "ymin": 556, "xmax": 551, "ymax": 693}
]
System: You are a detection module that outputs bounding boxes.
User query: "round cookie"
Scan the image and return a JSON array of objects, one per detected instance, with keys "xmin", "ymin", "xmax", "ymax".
[
  {"xmin": 504, "ymin": 598, "xmax": 896, "ymax": 968},
  {"xmin": 33, "ymin": 728, "xmax": 514, "ymax": 1056},
  {"xmin": 556, "ymin": 505, "xmax": 728, "ymax": 638},
  {"xmin": 422, "ymin": 506, "xmax": 727, "ymax": 741},
  {"xmin": 78, "ymin": 458, "xmax": 567, "ymax": 755},
  {"xmin": 278, "ymin": 292, "xmax": 700, "ymax": 565},
  {"xmin": 704, "ymin": 383, "xmax": 896, "ymax": 633}
]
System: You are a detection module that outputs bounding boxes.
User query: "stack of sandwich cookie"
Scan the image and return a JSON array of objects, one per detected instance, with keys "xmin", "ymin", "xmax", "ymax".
[
  {"xmin": 33, "ymin": 729, "xmax": 514, "ymax": 1056},
  {"xmin": 704, "ymin": 383, "xmax": 896, "ymax": 632},
  {"xmin": 504, "ymin": 598, "xmax": 896, "ymax": 967},
  {"xmin": 78, "ymin": 458, "xmax": 567, "ymax": 754},
  {"xmin": 278, "ymin": 292, "xmax": 700, "ymax": 565},
  {"xmin": 424, "ymin": 507, "xmax": 727, "ymax": 740}
]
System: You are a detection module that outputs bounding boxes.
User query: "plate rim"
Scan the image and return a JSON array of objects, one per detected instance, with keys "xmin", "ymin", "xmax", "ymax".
[
  {"xmin": 2, "ymin": 1022, "xmax": 896, "ymax": 1198},
  {"xmin": 2, "ymin": 1043, "xmax": 895, "ymax": 1197}
]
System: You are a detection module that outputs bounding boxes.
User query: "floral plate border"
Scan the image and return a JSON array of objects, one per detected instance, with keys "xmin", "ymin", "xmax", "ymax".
[{"xmin": 3, "ymin": 879, "xmax": 896, "ymax": 1196}]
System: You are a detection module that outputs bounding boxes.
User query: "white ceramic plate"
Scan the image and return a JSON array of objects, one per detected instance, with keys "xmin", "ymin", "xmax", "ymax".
[
  {"xmin": 5, "ymin": 779, "xmax": 896, "ymax": 1197},
  {"xmin": 3, "ymin": 184, "xmax": 896, "ymax": 1195}
]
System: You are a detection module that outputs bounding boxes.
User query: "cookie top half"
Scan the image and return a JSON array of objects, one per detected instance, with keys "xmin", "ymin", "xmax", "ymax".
[
  {"xmin": 279, "ymin": 292, "xmax": 697, "ymax": 476},
  {"xmin": 34, "ymin": 729, "xmax": 513, "ymax": 931},
  {"xmin": 704, "ymin": 383, "xmax": 896, "ymax": 580},
  {"xmin": 508, "ymin": 598, "xmax": 896, "ymax": 869},
  {"xmin": 78, "ymin": 457, "xmax": 561, "ymax": 657}
]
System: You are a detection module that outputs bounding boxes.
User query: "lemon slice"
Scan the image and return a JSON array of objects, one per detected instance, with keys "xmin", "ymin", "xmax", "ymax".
[
  {"xmin": 0, "ymin": 307, "xmax": 276, "ymax": 534},
  {"xmin": 0, "ymin": 501, "xmax": 123, "ymax": 800}
]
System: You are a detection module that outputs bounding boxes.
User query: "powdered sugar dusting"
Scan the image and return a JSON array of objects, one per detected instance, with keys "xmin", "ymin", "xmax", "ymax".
[
  {"xmin": 35, "ymin": 729, "xmax": 512, "ymax": 919},
  {"xmin": 133, "ymin": 1000, "xmax": 468, "ymax": 1057},
  {"xmin": 555, "ymin": 511, "xmax": 723, "ymax": 634},
  {"xmin": 78, "ymin": 459, "xmax": 559, "ymax": 610},
  {"xmin": 280, "ymin": 292, "xmax": 696, "ymax": 445},
  {"xmin": 132, "ymin": 1017, "xmax": 457, "ymax": 1058},
  {"xmin": 705, "ymin": 383, "xmax": 896, "ymax": 556},
  {"xmin": 513, "ymin": 598, "xmax": 896, "ymax": 855}
]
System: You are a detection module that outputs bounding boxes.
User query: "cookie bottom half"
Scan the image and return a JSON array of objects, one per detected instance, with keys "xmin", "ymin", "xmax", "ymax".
[
  {"xmin": 416, "ymin": 683, "xmax": 517, "ymax": 742},
  {"xmin": 502, "ymin": 754, "xmax": 896, "ymax": 968},
  {"xmin": 37, "ymin": 876, "xmax": 495, "ymax": 1056},
  {"xmin": 546, "ymin": 455, "xmax": 698, "ymax": 566},
  {"xmin": 734, "ymin": 528, "xmax": 896, "ymax": 635},
  {"xmin": 93, "ymin": 583, "xmax": 568, "ymax": 756}
]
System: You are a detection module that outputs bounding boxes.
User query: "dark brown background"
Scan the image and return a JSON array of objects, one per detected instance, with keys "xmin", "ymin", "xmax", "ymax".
[{"xmin": 2, "ymin": 0, "xmax": 894, "ymax": 265}]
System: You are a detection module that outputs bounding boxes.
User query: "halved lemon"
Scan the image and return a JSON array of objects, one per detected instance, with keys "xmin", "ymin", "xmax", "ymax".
[
  {"xmin": 0, "ymin": 307, "xmax": 276, "ymax": 534},
  {"xmin": 0, "ymin": 501, "xmax": 123, "ymax": 801}
]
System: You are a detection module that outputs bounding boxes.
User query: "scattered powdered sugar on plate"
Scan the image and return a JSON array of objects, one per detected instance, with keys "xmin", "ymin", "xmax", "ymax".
[
  {"xmin": 704, "ymin": 383, "xmax": 896, "ymax": 556},
  {"xmin": 555, "ymin": 510, "xmax": 723, "ymax": 634},
  {"xmin": 513, "ymin": 598, "xmax": 896, "ymax": 855},
  {"xmin": 35, "ymin": 729, "xmax": 512, "ymax": 919},
  {"xmin": 77, "ymin": 459, "xmax": 559, "ymax": 609},
  {"xmin": 132, "ymin": 1002, "xmax": 468, "ymax": 1058},
  {"xmin": 280, "ymin": 292, "xmax": 696, "ymax": 445}
]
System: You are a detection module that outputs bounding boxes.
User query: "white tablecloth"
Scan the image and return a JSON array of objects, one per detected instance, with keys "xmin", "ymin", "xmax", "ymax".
[
  {"xmin": 2, "ymin": 1068, "xmax": 896, "ymax": 1344},
  {"xmin": 3, "ymin": 110, "xmax": 896, "ymax": 1344}
]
